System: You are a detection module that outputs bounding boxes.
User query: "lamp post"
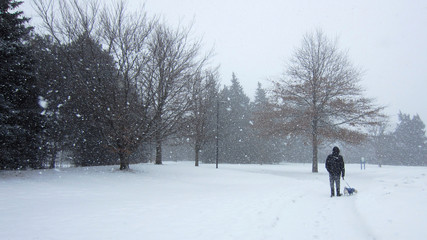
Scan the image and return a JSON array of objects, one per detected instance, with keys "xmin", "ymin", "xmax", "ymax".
[
  {"xmin": 216, "ymin": 99, "xmax": 219, "ymax": 169},
  {"xmin": 215, "ymin": 98, "xmax": 227, "ymax": 169}
]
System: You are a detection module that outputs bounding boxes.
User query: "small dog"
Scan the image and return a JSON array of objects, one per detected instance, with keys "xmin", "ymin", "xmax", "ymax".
[{"xmin": 344, "ymin": 187, "xmax": 358, "ymax": 195}]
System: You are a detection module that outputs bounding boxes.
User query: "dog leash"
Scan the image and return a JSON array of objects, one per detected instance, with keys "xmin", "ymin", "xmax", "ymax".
[{"xmin": 343, "ymin": 179, "xmax": 352, "ymax": 188}]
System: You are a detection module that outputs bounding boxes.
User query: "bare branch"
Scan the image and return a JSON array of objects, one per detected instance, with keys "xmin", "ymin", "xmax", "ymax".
[{"xmin": 257, "ymin": 29, "xmax": 387, "ymax": 172}]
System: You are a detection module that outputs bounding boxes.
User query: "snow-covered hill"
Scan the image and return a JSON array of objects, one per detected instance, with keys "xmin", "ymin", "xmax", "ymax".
[{"xmin": 1, "ymin": 162, "xmax": 426, "ymax": 240}]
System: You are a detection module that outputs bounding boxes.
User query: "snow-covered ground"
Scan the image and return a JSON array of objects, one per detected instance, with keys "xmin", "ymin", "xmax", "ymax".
[{"xmin": 1, "ymin": 161, "xmax": 426, "ymax": 240}]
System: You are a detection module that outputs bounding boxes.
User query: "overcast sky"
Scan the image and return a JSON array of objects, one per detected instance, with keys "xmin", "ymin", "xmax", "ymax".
[{"xmin": 21, "ymin": 0, "xmax": 427, "ymax": 126}]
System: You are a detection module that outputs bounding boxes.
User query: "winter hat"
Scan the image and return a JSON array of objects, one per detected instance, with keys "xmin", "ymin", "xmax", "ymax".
[{"xmin": 332, "ymin": 146, "xmax": 340, "ymax": 154}]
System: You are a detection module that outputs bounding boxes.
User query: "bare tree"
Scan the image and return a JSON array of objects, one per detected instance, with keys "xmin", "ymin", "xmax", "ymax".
[
  {"xmin": 34, "ymin": 0, "xmax": 157, "ymax": 170},
  {"xmin": 98, "ymin": 1, "xmax": 157, "ymax": 169},
  {"xmin": 186, "ymin": 69, "xmax": 219, "ymax": 166},
  {"xmin": 34, "ymin": 0, "xmax": 101, "ymax": 44},
  {"xmin": 144, "ymin": 24, "xmax": 209, "ymax": 165},
  {"xmin": 258, "ymin": 30, "xmax": 385, "ymax": 172}
]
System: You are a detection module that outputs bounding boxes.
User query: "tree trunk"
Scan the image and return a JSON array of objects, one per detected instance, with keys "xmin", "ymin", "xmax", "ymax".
[
  {"xmin": 195, "ymin": 144, "xmax": 200, "ymax": 167},
  {"xmin": 49, "ymin": 145, "xmax": 57, "ymax": 169},
  {"xmin": 312, "ymin": 121, "xmax": 319, "ymax": 173},
  {"xmin": 119, "ymin": 151, "xmax": 129, "ymax": 170},
  {"xmin": 155, "ymin": 138, "xmax": 162, "ymax": 165}
]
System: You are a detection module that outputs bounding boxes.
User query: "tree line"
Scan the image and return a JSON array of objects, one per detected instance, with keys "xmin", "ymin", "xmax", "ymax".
[
  {"xmin": 2, "ymin": 0, "xmax": 426, "ymax": 171},
  {"xmin": 2, "ymin": 0, "xmax": 218, "ymax": 170}
]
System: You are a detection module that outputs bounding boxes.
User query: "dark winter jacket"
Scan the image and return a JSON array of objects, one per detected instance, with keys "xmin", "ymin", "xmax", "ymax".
[{"xmin": 325, "ymin": 147, "xmax": 345, "ymax": 177}]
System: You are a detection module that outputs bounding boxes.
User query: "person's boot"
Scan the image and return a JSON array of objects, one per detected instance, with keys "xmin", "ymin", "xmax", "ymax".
[
  {"xmin": 331, "ymin": 189, "xmax": 335, "ymax": 197},
  {"xmin": 337, "ymin": 189, "xmax": 342, "ymax": 197}
]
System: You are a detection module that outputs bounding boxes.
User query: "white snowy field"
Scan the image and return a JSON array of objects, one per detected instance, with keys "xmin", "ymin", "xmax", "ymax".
[{"xmin": 1, "ymin": 162, "xmax": 426, "ymax": 240}]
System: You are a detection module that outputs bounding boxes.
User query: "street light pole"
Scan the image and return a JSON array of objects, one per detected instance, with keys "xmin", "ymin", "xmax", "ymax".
[{"xmin": 216, "ymin": 99, "xmax": 219, "ymax": 169}]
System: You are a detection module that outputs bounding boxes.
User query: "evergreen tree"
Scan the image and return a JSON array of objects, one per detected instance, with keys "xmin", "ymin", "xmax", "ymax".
[
  {"xmin": 32, "ymin": 33, "xmax": 120, "ymax": 167},
  {"xmin": 64, "ymin": 33, "xmax": 119, "ymax": 166},
  {"xmin": 253, "ymin": 82, "xmax": 267, "ymax": 109},
  {"xmin": 393, "ymin": 112, "xmax": 427, "ymax": 165},
  {"xmin": 219, "ymin": 73, "xmax": 253, "ymax": 163},
  {"xmin": 371, "ymin": 124, "xmax": 392, "ymax": 167},
  {"xmin": 0, "ymin": 0, "xmax": 45, "ymax": 169},
  {"xmin": 31, "ymin": 35, "xmax": 67, "ymax": 168},
  {"xmin": 373, "ymin": 112, "xmax": 427, "ymax": 166},
  {"xmin": 250, "ymin": 82, "xmax": 282, "ymax": 163},
  {"xmin": 252, "ymin": 82, "xmax": 305, "ymax": 164}
]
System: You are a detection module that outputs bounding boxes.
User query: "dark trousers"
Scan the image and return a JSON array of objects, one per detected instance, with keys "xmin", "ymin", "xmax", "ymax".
[{"xmin": 329, "ymin": 174, "xmax": 341, "ymax": 195}]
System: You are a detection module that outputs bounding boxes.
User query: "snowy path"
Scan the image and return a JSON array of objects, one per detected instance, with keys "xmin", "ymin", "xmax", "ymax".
[
  {"xmin": 1, "ymin": 162, "xmax": 426, "ymax": 240},
  {"xmin": 222, "ymin": 164, "xmax": 377, "ymax": 240}
]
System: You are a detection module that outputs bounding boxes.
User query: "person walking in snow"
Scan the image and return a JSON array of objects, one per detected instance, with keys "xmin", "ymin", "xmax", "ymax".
[{"xmin": 325, "ymin": 146, "xmax": 345, "ymax": 197}]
